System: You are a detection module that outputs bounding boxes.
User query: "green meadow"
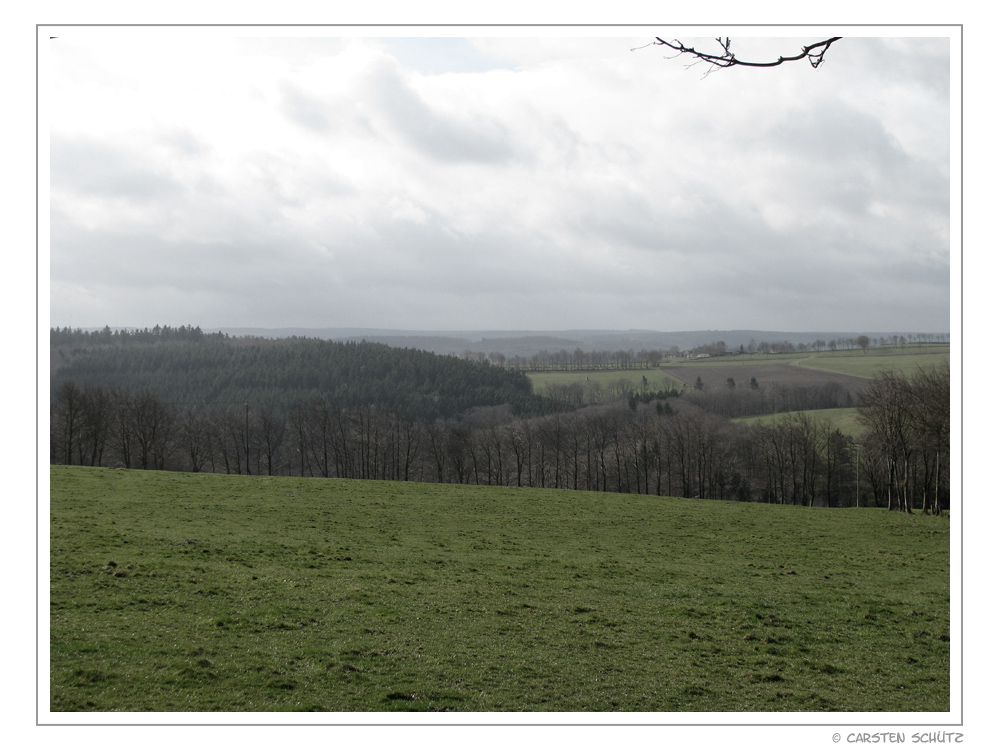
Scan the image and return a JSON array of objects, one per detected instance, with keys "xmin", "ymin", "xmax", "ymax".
[
  {"xmin": 50, "ymin": 465, "xmax": 950, "ymax": 713},
  {"xmin": 733, "ymin": 408, "xmax": 864, "ymax": 438},
  {"xmin": 795, "ymin": 347, "xmax": 950, "ymax": 379},
  {"xmin": 525, "ymin": 346, "xmax": 949, "ymax": 396}
]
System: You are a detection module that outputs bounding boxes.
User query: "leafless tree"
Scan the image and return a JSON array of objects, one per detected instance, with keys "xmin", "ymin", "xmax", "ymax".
[
  {"xmin": 648, "ymin": 37, "xmax": 841, "ymax": 73},
  {"xmin": 909, "ymin": 365, "xmax": 950, "ymax": 515},
  {"xmin": 79, "ymin": 385, "xmax": 113, "ymax": 467},
  {"xmin": 258, "ymin": 407, "xmax": 286, "ymax": 476},
  {"xmin": 52, "ymin": 381, "xmax": 84, "ymax": 465},
  {"xmin": 423, "ymin": 420, "xmax": 451, "ymax": 484},
  {"xmin": 110, "ymin": 388, "xmax": 137, "ymax": 469},
  {"xmin": 857, "ymin": 371, "xmax": 916, "ymax": 512},
  {"xmin": 132, "ymin": 388, "xmax": 174, "ymax": 470},
  {"xmin": 179, "ymin": 409, "xmax": 214, "ymax": 473}
]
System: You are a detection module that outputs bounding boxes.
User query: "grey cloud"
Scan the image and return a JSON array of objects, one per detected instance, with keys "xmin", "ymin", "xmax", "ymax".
[
  {"xmin": 776, "ymin": 103, "xmax": 920, "ymax": 177},
  {"xmin": 327, "ymin": 215, "xmax": 524, "ymax": 295},
  {"xmin": 279, "ymin": 82, "xmax": 334, "ymax": 133},
  {"xmin": 880, "ymin": 254, "xmax": 951, "ymax": 287},
  {"xmin": 846, "ymin": 38, "xmax": 950, "ymax": 99},
  {"xmin": 747, "ymin": 101, "xmax": 948, "ymax": 235},
  {"xmin": 235, "ymin": 38, "xmax": 352, "ymax": 68},
  {"xmin": 51, "ymin": 219, "xmax": 334, "ymax": 305},
  {"xmin": 278, "ymin": 82, "xmax": 375, "ymax": 135},
  {"xmin": 158, "ymin": 128, "xmax": 209, "ymax": 157},
  {"xmin": 379, "ymin": 38, "xmax": 519, "ymax": 76},
  {"xmin": 277, "ymin": 81, "xmax": 376, "ymax": 142},
  {"xmin": 570, "ymin": 179, "xmax": 772, "ymax": 263},
  {"xmin": 366, "ymin": 62, "xmax": 517, "ymax": 164},
  {"xmin": 51, "ymin": 137, "xmax": 184, "ymax": 201},
  {"xmin": 572, "ymin": 186, "xmax": 665, "ymax": 252}
]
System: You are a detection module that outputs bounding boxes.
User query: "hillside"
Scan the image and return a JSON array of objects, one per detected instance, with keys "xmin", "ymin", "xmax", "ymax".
[
  {"xmin": 173, "ymin": 327, "xmax": 949, "ymax": 359},
  {"xmin": 50, "ymin": 330, "xmax": 559, "ymax": 421},
  {"xmin": 50, "ymin": 465, "xmax": 950, "ymax": 712}
]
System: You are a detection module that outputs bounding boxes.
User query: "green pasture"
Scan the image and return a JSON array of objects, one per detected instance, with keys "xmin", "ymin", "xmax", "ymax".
[
  {"xmin": 657, "ymin": 346, "xmax": 949, "ymax": 378},
  {"xmin": 526, "ymin": 346, "xmax": 949, "ymax": 396},
  {"xmin": 733, "ymin": 408, "xmax": 864, "ymax": 438},
  {"xmin": 666, "ymin": 354, "xmax": 802, "ymax": 368},
  {"xmin": 527, "ymin": 368, "xmax": 686, "ymax": 396},
  {"xmin": 796, "ymin": 347, "xmax": 950, "ymax": 379},
  {"xmin": 50, "ymin": 465, "xmax": 949, "ymax": 713}
]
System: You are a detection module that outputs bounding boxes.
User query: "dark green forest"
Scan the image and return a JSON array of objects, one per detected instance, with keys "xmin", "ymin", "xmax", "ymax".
[
  {"xmin": 50, "ymin": 326, "xmax": 949, "ymax": 514},
  {"xmin": 50, "ymin": 326, "xmax": 558, "ymax": 421}
]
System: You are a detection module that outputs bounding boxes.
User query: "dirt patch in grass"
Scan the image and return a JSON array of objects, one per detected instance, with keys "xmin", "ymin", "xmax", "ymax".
[{"xmin": 660, "ymin": 361, "xmax": 870, "ymax": 396}]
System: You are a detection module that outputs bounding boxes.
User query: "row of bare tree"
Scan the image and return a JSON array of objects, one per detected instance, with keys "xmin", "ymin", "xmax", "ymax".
[
  {"xmin": 51, "ymin": 368, "xmax": 948, "ymax": 511},
  {"xmin": 51, "ymin": 383, "xmax": 174, "ymax": 471},
  {"xmin": 857, "ymin": 366, "xmax": 950, "ymax": 514}
]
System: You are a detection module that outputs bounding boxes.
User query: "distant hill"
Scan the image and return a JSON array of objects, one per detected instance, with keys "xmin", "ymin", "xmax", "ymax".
[{"xmin": 211, "ymin": 327, "xmax": 948, "ymax": 359}]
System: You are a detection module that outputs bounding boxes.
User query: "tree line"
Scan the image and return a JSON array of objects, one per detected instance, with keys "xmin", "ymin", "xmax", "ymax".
[
  {"xmin": 51, "ymin": 324, "xmax": 216, "ymax": 347},
  {"xmin": 51, "ymin": 364, "xmax": 949, "ymax": 514}
]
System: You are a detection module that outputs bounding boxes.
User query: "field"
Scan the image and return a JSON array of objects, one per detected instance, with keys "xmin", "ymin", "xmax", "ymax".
[
  {"xmin": 50, "ymin": 466, "xmax": 950, "ymax": 713},
  {"xmin": 527, "ymin": 368, "xmax": 686, "ymax": 395},
  {"xmin": 660, "ymin": 360, "xmax": 869, "ymax": 395},
  {"xmin": 796, "ymin": 347, "xmax": 951, "ymax": 379},
  {"xmin": 733, "ymin": 408, "xmax": 864, "ymax": 438},
  {"xmin": 527, "ymin": 346, "xmax": 949, "ymax": 400}
]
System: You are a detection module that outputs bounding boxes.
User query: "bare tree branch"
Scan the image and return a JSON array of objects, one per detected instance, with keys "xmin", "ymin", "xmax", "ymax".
[{"xmin": 652, "ymin": 37, "xmax": 842, "ymax": 71}]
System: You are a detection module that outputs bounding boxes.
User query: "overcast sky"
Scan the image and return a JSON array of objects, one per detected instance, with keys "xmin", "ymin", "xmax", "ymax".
[{"xmin": 45, "ymin": 28, "xmax": 953, "ymax": 333}]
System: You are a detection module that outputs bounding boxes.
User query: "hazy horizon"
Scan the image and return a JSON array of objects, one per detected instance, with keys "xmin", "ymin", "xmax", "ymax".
[{"xmin": 50, "ymin": 324, "xmax": 950, "ymax": 335}]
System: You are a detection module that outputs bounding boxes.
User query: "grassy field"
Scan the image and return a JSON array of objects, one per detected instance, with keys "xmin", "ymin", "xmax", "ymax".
[
  {"xmin": 733, "ymin": 408, "xmax": 864, "ymax": 438},
  {"xmin": 795, "ymin": 347, "xmax": 950, "ymax": 379},
  {"xmin": 527, "ymin": 347, "xmax": 948, "ymax": 398},
  {"xmin": 50, "ymin": 466, "xmax": 950, "ymax": 713}
]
